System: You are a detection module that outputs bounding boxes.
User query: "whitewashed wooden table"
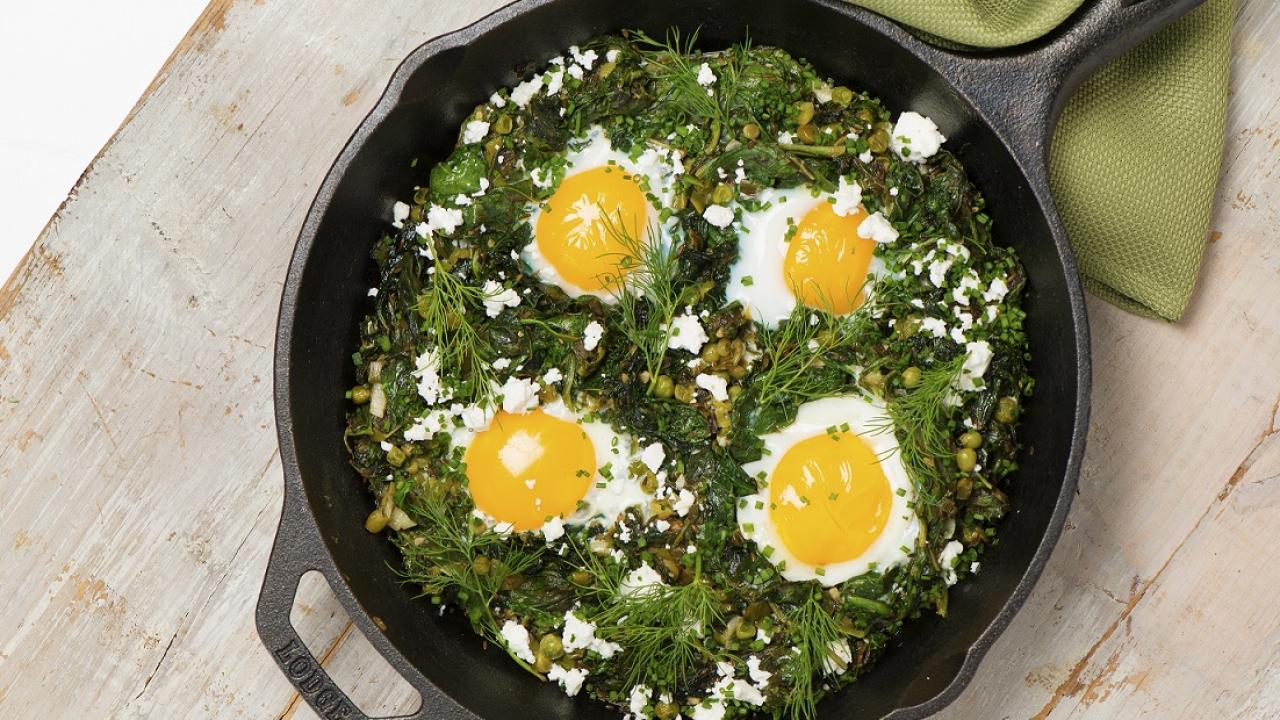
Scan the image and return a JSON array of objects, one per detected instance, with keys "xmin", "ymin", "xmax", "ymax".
[{"xmin": 2, "ymin": 1, "xmax": 1277, "ymax": 718}]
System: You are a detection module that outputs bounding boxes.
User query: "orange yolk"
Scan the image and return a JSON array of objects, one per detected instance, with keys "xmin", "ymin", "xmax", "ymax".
[
  {"xmin": 464, "ymin": 410, "xmax": 596, "ymax": 531},
  {"xmin": 782, "ymin": 202, "xmax": 875, "ymax": 314},
  {"xmin": 768, "ymin": 430, "xmax": 893, "ymax": 566},
  {"xmin": 535, "ymin": 165, "xmax": 649, "ymax": 293}
]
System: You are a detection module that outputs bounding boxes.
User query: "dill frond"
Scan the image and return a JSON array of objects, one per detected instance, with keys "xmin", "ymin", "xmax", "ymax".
[
  {"xmin": 600, "ymin": 212, "xmax": 682, "ymax": 394},
  {"xmin": 630, "ymin": 28, "xmax": 724, "ymax": 122},
  {"xmin": 414, "ymin": 262, "xmax": 497, "ymax": 405},
  {"xmin": 781, "ymin": 589, "xmax": 848, "ymax": 720},
  {"xmin": 881, "ymin": 356, "xmax": 965, "ymax": 512},
  {"xmin": 753, "ymin": 287, "xmax": 874, "ymax": 408},
  {"xmin": 396, "ymin": 480, "xmax": 544, "ymax": 674}
]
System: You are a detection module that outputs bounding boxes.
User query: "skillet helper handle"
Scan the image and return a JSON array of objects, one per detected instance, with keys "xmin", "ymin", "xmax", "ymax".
[
  {"xmin": 256, "ymin": 489, "xmax": 375, "ymax": 720},
  {"xmin": 929, "ymin": 0, "xmax": 1208, "ymax": 169}
]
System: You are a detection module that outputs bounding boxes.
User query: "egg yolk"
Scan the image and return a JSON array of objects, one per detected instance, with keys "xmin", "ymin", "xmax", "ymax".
[
  {"xmin": 768, "ymin": 430, "xmax": 893, "ymax": 566},
  {"xmin": 535, "ymin": 165, "xmax": 649, "ymax": 293},
  {"xmin": 782, "ymin": 202, "xmax": 875, "ymax": 314},
  {"xmin": 464, "ymin": 410, "xmax": 596, "ymax": 531}
]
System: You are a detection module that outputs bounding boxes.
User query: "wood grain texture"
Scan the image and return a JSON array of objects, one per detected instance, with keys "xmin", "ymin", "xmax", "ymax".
[{"xmin": 0, "ymin": 1, "xmax": 1276, "ymax": 719}]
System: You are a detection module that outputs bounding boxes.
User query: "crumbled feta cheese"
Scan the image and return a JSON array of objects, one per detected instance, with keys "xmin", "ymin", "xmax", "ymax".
[
  {"xmin": 500, "ymin": 621, "xmax": 535, "ymax": 663},
  {"xmin": 412, "ymin": 348, "xmax": 450, "ymax": 405},
  {"xmin": 856, "ymin": 211, "xmax": 898, "ymax": 243},
  {"xmin": 500, "ymin": 376, "xmax": 541, "ymax": 414},
  {"xmin": 971, "ymin": 561, "xmax": 981, "ymax": 574},
  {"xmin": 530, "ymin": 166, "xmax": 555, "ymax": 189},
  {"xmin": 567, "ymin": 64, "xmax": 584, "ymax": 80},
  {"xmin": 367, "ymin": 287, "xmax": 379, "ymax": 297},
  {"xmin": 621, "ymin": 562, "xmax": 666, "ymax": 596},
  {"xmin": 831, "ymin": 176, "xmax": 863, "ymax": 217},
  {"xmin": 403, "ymin": 410, "xmax": 451, "ymax": 441},
  {"xmin": 492, "ymin": 357, "xmax": 512, "ymax": 371},
  {"xmin": 939, "ymin": 539, "xmax": 964, "ymax": 585},
  {"xmin": 778, "ymin": 131, "xmax": 795, "ymax": 144},
  {"xmin": 606, "ymin": 48, "xmax": 620, "ymax": 63},
  {"xmin": 747, "ymin": 656, "xmax": 772, "ymax": 688},
  {"xmin": 460, "ymin": 403, "xmax": 493, "ymax": 431},
  {"xmin": 482, "ymin": 279, "xmax": 522, "ymax": 317},
  {"xmin": 629, "ymin": 685, "xmax": 651, "ymax": 717},
  {"xmin": 823, "ymin": 639, "xmax": 854, "ymax": 675},
  {"xmin": 702, "ymin": 204, "xmax": 735, "ymax": 228},
  {"xmin": 562, "ymin": 611, "xmax": 596, "ymax": 653},
  {"xmin": 983, "ymin": 277, "xmax": 1010, "ymax": 304},
  {"xmin": 547, "ymin": 663, "xmax": 588, "ymax": 697},
  {"xmin": 653, "ymin": 519, "xmax": 671, "ymax": 532},
  {"xmin": 489, "ymin": 92, "xmax": 507, "ymax": 108},
  {"xmin": 570, "ymin": 46, "xmax": 598, "ymax": 70},
  {"xmin": 544, "ymin": 67, "xmax": 565, "ymax": 95},
  {"xmin": 667, "ymin": 312, "xmax": 709, "ymax": 354},
  {"xmin": 462, "ymin": 120, "xmax": 490, "ymax": 144},
  {"xmin": 474, "ymin": 177, "xmax": 490, "ymax": 196},
  {"xmin": 927, "ymin": 256, "xmax": 954, "ymax": 287},
  {"xmin": 640, "ymin": 442, "xmax": 666, "ymax": 474},
  {"xmin": 539, "ymin": 517, "xmax": 565, "ymax": 543},
  {"xmin": 673, "ymin": 488, "xmax": 696, "ymax": 517},
  {"xmin": 583, "ymin": 320, "xmax": 605, "ymax": 351},
  {"xmin": 696, "ymin": 62, "xmax": 716, "ymax": 86},
  {"xmin": 510, "ymin": 76, "xmax": 542, "ymax": 107},
  {"xmin": 695, "ymin": 373, "xmax": 729, "ymax": 401},
  {"xmin": 391, "ymin": 200, "xmax": 410, "ymax": 229},
  {"xmin": 858, "ymin": 149, "xmax": 873, "ymax": 163},
  {"xmin": 889, "ymin": 186, "xmax": 899, "ymax": 197},
  {"xmin": 920, "ymin": 317, "xmax": 948, "ymax": 338},
  {"xmin": 890, "ymin": 111, "xmax": 946, "ymax": 163},
  {"xmin": 542, "ymin": 367, "xmax": 564, "ymax": 384},
  {"xmin": 957, "ymin": 341, "xmax": 993, "ymax": 391},
  {"xmin": 453, "ymin": 193, "xmax": 472, "ymax": 207},
  {"xmin": 423, "ymin": 204, "xmax": 464, "ymax": 235},
  {"xmin": 952, "ymin": 271, "xmax": 982, "ymax": 305}
]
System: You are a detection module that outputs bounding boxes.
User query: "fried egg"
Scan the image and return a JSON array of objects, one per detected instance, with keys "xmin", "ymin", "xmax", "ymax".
[
  {"xmin": 726, "ymin": 184, "xmax": 884, "ymax": 327},
  {"xmin": 458, "ymin": 399, "xmax": 651, "ymax": 532},
  {"xmin": 524, "ymin": 128, "xmax": 682, "ymax": 299},
  {"xmin": 737, "ymin": 395, "xmax": 918, "ymax": 586}
]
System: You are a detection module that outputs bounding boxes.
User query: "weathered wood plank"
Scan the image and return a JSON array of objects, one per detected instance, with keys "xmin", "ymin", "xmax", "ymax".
[{"xmin": 0, "ymin": 0, "xmax": 1277, "ymax": 718}]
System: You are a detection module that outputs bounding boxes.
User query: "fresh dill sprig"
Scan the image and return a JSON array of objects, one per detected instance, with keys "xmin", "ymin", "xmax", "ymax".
[
  {"xmin": 882, "ymin": 356, "xmax": 965, "ymax": 511},
  {"xmin": 396, "ymin": 479, "xmax": 544, "ymax": 674},
  {"xmin": 782, "ymin": 589, "xmax": 848, "ymax": 720},
  {"xmin": 753, "ymin": 288, "xmax": 874, "ymax": 408},
  {"xmin": 574, "ymin": 550, "xmax": 724, "ymax": 690},
  {"xmin": 414, "ymin": 261, "xmax": 497, "ymax": 405},
  {"xmin": 630, "ymin": 28, "xmax": 725, "ymax": 122},
  {"xmin": 601, "ymin": 212, "xmax": 683, "ymax": 395}
]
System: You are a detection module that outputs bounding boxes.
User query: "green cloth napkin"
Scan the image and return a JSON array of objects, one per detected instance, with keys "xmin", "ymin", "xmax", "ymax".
[{"xmin": 852, "ymin": 0, "xmax": 1233, "ymax": 320}]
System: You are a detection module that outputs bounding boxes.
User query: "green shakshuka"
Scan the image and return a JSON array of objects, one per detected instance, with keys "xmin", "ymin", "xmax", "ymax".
[{"xmin": 345, "ymin": 30, "xmax": 1030, "ymax": 720}]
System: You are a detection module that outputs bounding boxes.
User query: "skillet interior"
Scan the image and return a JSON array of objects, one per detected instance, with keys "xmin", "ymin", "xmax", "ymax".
[{"xmin": 280, "ymin": 0, "xmax": 1081, "ymax": 716}]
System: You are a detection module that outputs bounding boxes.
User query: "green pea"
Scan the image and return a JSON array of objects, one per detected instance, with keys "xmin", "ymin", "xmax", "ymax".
[
  {"xmin": 728, "ymin": 384, "xmax": 744, "ymax": 400},
  {"xmin": 653, "ymin": 375, "xmax": 675, "ymax": 398},
  {"xmin": 862, "ymin": 370, "xmax": 885, "ymax": 393},
  {"xmin": 735, "ymin": 620, "xmax": 757, "ymax": 639},
  {"xmin": 795, "ymin": 101, "xmax": 815, "ymax": 127},
  {"xmin": 955, "ymin": 448, "xmax": 977, "ymax": 472},
  {"xmin": 867, "ymin": 128, "xmax": 890, "ymax": 154},
  {"xmin": 701, "ymin": 343, "xmax": 723, "ymax": 363},
  {"xmin": 855, "ymin": 108, "xmax": 876, "ymax": 124},
  {"xmin": 493, "ymin": 114, "xmax": 514, "ymax": 135},
  {"xmin": 473, "ymin": 556, "xmax": 491, "ymax": 575},
  {"xmin": 386, "ymin": 445, "xmax": 407, "ymax": 467},
  {"xmin": 742, "ymin": 122, "xmax": 761, "ymax": 140},
  {"xmin": 896, "ymin": 315, "xmax": 921, "ymax": 339},
  {"xmin": 364, "ymin": 508, "xmax": 388, "ymax": 533},
  {"xmin": 831, "ymin": 86, "xmax": 854, "ymax": 106},
  {"xmin": 539, "ymin": 633, "xmax": 564, "ymax": 659},
  {"xmin": 655, "ymin": 702, "xmax": 680, "ymax": 720},
  {"xmin": 570, "ymin": 570, "xmax": 595, "ymax": 586},
  {"xmin": 533, "ymin": 652, "xmax": 553, "ymax": 673},
  {"xmin": 350, "ymin": 385, "xmax": 372, "ymax": 404},
  {"xmin": 955, "ymin": 476, "xmax": 974, "ymax": 501},
  {"xmin": 641, "ymin": 472, "xmax": 659, "ymax": 494},
  {"xmin": 960, "ymin": 431, "xmax": 983, "ymax": 449},
  {"xmin": 995, "ymin": 396, "xmax": 1019, "ymax": 424},
  {"xmin": 711, "ymin": 183, "xmax": 734, "ymax": 205},
  {"xmin": 796, "ymin": 123, "xmax": 818, "ymax": 144},
  {"xmin": 901, "ymin": 366, "xmax": 922, "ymax": 389},
  {"xmin": 673, "ymin": 385, "xmax": 695, "ymax": 403}
]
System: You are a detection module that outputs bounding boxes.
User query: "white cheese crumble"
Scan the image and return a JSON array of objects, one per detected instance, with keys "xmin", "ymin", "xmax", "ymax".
[
  {"xmin": 856, "ymin": 211, "xmax": 898, "ymax": 244},
  {"xmin": 367, "ymin": 287, "xmax": 379, "ymax": 297},
  {"xmin": 561, "ymin": 610, "xmax": 622, "ymax": 658},
  {"xmin": 570, "ymin": 46, "xmax": 598, "ymax": 69},
  {"xmin": 510, "ymin": 76, "xmax": 542, "ymax": 107},
  {"xmin": 928, "ymin": 256, "xmax": 954, "ymax": 287},
  {"xmin": 547, "ymin": 663, "xmax": 588, "ymax": 697},
  {"xmin": 567, "ymin": 64, "xmax": 584, "ymax": 80},
  {"xmin": 747, "ymin": 656, "xmax": 772, "ymax": 688},
  {"xmin": 391, "ymin": 200, "xmax": 410, "ymax": 229},
  {"xmin": 461, "ymin": 120, "xmax": 490, "ymax": 144},
  {"xmin": 831, "ymin": 176, "xmax": 863, "ymax": 217},
  {"xmin": 583, "ymin": 320, "xmax": 605, "ymax": 351},
  {"xmin": 702, "ymin": 204, "xmax": 735, "ymax": 228},
  {"xmin": 667, "ymin": 312, "xmax": 709, "ymax": 354},
  {"xmin": 621, "ymin": 562, "xmax": 666, "ymax": 596},
  {"xmin": 939, "ymin": 539, "xmax": 964, "ymax": 585},
  {"xmin": 500, "ymin": 621, "xmax": 535, "ymax": 663},
  {"xmin": 673, "ymin": 488, "xmax": 696, "ymax": 517},
  {"xmin": 952, "ymin": 271, "xmax": 982, "ymax": 305},
  {"xmin": 541, "ymin": 516, "xmax": 565, "ymax": 543},
  {"xmin": 421, "ymin": 204, "xmax": 463, "ymax": 236},
  {"xmin": 499, "ymin": 376, "xmax": 541, "ymax": 414},
  {"xmin": 542, "ymin": 367, "xmax": 564, "ymax": 384},
  {"xmin": 403, "ymin": 409, "xmax": 451, "ymax": 441},
  {"xmin": 492, "ymin": 357, "xmax": 512, "ymax": 371},
  {"xmin": 639, "ymin": 442, "xmax": 666, "ymax": 474},
  {"xmin": 629, "ymin": 685, "xmax": 651, "ymax": 717},
  {"xmin": 696, "ymin": 62, "xmax": 717, "ymax": 86},
  {"xmin": 823, "ymin": 639, "xmax": 854, "ymax": 675},
  {"xmin": 983, "ymin": 277, "xmax": 1010, "ymax": 304},
  {"xmin": 890, "ymin": 111, "xmax": 946, "ymax": 163},
  {"xmin": 482, "ymin": 279, "xmax": 522, "ymax": 317},
  {"xmin": 498, "ymin": 429, "xmax": 543, "ymax": 476},
  {"xmin": 412, "ymin": 348, "xmax": 450, "ymax": 405},
  {"xmin": 460, "ymin": 403, "xmax": 493, "ymax": 431},
  {"xmin": 957, "ymin": 340, "xmax": 993, "ymax": 391},
  {"xmin": 695, "ymin": 373, "xmax": 729, "ymax": 401},
  {"xmin": 606, "ymin": 48, "xmax": 620, "ymax": 63}
]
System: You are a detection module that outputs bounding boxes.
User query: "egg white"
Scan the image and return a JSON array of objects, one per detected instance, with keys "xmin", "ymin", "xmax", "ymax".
[
  {"xmin": 455, "ymin": 398, "xmax": 653, "ymax": 529},
  {"xmin": 725, "ymin": 187, "xmax": 886, "ymax": 328},
  {"xmin": 737, "ymin": 395, "xmax": 919, "ymax": 586},
  {"xmin": 523, "ymin": 127, "xmax": 683, "ymax": 300}
]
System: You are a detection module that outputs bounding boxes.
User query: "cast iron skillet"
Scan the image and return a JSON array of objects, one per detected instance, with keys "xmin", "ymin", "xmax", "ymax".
[{"xmin": 258, "ymin": 0, "xmax": 1201, "ymax": 717}]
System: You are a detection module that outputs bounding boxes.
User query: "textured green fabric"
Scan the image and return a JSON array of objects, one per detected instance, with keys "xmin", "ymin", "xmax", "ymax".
[{"xmin": 852, "ymin": 0, "xmax": 1233, "ymax": 320}]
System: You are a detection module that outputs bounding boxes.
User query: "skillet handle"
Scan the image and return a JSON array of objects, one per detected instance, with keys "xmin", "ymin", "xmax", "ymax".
[
  {"xmin": 256, "ymin": 489, "xmax": 377, "ymax": 720},
  {"xmin": 927, "ymin": 0, "xmax": 1207, "ymax": 169}
]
